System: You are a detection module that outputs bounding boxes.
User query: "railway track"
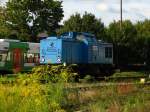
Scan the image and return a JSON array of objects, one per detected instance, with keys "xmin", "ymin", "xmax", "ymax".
[
  {"xmin": 63, "ymin": 82, "xmax": 150, "ymax": 112},
  {"xmin": 65, "ymin": 82, "xmax": 150, "ymax": 90}
]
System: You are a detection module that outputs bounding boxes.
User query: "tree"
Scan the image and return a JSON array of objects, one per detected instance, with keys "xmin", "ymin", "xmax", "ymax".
[
  {"xmin": 106, "ymin": 20, "xmax": 138, "ymax": 65},
  {"xmin": 58, "ymin": 12, "xmax": 105, "ymax": 39},
  {"xmin": 106, "ymin": 20, "xmax": 137, "ymax": 44},
  {"xmin": 0, "ymin": 6, "xmax": 10, "ymax": 38},
  {"xmin": 5, "ymin": 0, "xmax": 64, "ymax": 42},
  {"xmin": 135, "ymin": 20, "xmax": 150, "ymax": 65}
]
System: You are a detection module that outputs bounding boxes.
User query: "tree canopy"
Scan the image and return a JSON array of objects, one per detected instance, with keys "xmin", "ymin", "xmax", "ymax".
[
  {"xmin": 0, "ymin": 6, "xmax": 10, "ymax": 38},
  {"xmin": 4, "ymin": 0, "xmax": 64, "ymax": 42},
  {"xmin": 58, "ymin": 12, "xmax": 105, "ymax": 39}
]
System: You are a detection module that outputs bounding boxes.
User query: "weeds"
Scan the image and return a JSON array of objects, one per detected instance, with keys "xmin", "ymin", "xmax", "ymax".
[{"xmin": 0, "ymin": 69, "xmax": 150, "ymax": 112}]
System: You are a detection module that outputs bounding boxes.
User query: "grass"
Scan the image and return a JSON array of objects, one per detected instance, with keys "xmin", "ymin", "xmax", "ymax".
[
  {"xmin": 0, "ymin": 76, "xmax": 66, "ymax": 112},
  {"xmin": 87, "ymin": 92, "xmax": 150, "ymax": 112},
  {"xmin": 112, "ymin": 71, "xmax": 147, "ymax": 77},
  {"xmin": 63, "ymin": 82, "xmax": 150, "ymax": 112},
  {"xmin": 0, "ymin": 70, "xmax": 150, "ymax": 112}
]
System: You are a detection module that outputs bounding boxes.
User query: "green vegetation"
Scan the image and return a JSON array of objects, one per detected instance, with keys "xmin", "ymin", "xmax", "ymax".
[
  {"xmin": 0, "ymin": 0, "xmax": 64, "ymax": 41},
  {"xmin": 31, "ymin": 65, "xmax": 78, "ymax": 83},
  {"xmin": 107, "ymin": 71, "xmax": 148, "ymax": 82},
  {"xmin": 58, "ymin": 12, "xmax": 105, "ymax": 39},
  {"xmin": 0, "ymin": 65, "xmax": 73, "ymax": 112},
  {"xmin": 0, "ymin": 69, "xmax": 150, "ymax": 111},
  {"xmin": 112, "ymin": 71, "xmax": 146, "ymax": 77},
  {"xmin": 0, "ymin": 79, "xmax": 66, "ymax": 112},
  {"xmin": 87, "ymin": 87, "xmax": 150, "ymax": 112}
]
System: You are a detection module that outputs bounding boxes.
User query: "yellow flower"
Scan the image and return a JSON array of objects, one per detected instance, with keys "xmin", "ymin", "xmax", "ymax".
[
  {"xmin": 21, "ymin": 88, "xmax": 30, "ymax": 97},
  {"xmin": 35, "ymin": 98, "xmax": 41, "ymax": 106}
]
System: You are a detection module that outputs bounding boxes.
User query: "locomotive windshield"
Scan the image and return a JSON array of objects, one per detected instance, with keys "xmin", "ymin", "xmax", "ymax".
[
  {"xmin": 76, "ymin": 33, "xmax": 97, "ymax": 43},
  {"xmin": 0, "ymin": 51, "xmax": 7, "ymax": 62},
  {"xmin": 60, "ymin": 32, "xmax": 97, "ymax": 43}
]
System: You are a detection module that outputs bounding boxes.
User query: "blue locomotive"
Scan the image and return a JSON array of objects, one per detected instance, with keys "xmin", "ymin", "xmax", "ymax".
[{"xmin": 40, "ymin": 32, "xmax": 113, "ymax": 66}]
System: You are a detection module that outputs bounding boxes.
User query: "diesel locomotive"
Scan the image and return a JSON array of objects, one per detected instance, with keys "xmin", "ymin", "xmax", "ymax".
[
  {"xmin": 40, "ymin": 32, "xmax": 113, "ymax": 75},
  {"xmin": 40, "ymin": 32, "xmax": 113, "ymax": 64}
]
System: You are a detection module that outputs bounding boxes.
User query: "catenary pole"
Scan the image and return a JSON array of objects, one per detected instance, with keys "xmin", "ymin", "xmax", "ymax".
[{"xmin": 120, "ymin": 0, "xmax": 123, "ymax": 29}]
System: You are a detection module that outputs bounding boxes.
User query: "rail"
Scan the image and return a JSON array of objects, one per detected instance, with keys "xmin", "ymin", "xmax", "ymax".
[{"xmin": 64, "ymin": 82, "xmax": 150, "ymax": 90}]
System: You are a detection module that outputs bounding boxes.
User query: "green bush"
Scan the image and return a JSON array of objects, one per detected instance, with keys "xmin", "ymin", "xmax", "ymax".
[
  {"xmin": 31, "ymin": 65, "xmax": 78, "ymax": 83},
  {"xmin": 0, "ymin": 65, "xmax": 80, "ymax": 112},
  {"xmin": 0, "ymin": 73, "xmax": 67, "ymax": 112}
]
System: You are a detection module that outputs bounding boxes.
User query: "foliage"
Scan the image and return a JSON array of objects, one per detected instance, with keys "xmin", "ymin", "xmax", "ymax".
[
  {"xmin": 105, "ymin": 19, "xmax": 150, "ymax": 65},
  {"xmin": 0, "ymin": 75, "xmax": 66, "ymax": 112},
  {"xmin": 58, "ymin": 12, "xmax": 105, "ymax": 39},
  {"xmin": 4, "ymin": 0, "xmax": 64, "ymax": 42},
  {"xmin": 0, "ymin": 74, "xmax": 150, "ymax": 111},
  {"xmin": 0, "ymin": 6, "xmax": 11, "ymax": 38},
  {"xmin": 31, "ymin": 65, "xmax": 78, "ymax": 83},
  {"xmin": 135, "ymin": 20, "xmax": 150, "ymax": 65},
  {"xmin": 107, "ymin": 20, "xmax": 137, "ymax": 44},
  {"xmin": 106, "ymin": 20, "xmax": 138, "ymax": 65},
  {"xmin": 112, "ymin": 72, "xmax": 146, "ymax": 77},
  {"xmin": 80, "ymin": 75, "xmax": 95, "ymax": 83},
  {"xmin": 87, "ymin": 86, "xmax": 150, "ymax": 112}
]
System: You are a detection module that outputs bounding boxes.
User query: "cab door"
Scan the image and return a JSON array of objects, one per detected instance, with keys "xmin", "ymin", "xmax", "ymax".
[{"xmin": 13, "ymin": 48, "xmax": 22, "ymax": 72}]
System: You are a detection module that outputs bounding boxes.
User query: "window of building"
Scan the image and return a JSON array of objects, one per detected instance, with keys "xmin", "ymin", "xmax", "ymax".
[{"xmin": 105, "ymin": 47, "xmax": 112, "ymax": 58}]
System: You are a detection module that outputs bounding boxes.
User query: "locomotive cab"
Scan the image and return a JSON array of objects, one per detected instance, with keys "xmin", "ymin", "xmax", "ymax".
[{"xmin": 40, "ymin": 37, "xmax": 62, "ymax": 64}]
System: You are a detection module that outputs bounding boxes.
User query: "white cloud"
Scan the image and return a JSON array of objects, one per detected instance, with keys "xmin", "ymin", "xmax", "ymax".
[
  {"xmin": 96, "ymin": 3, "xmax": 109, "ymax": 12},
  {"xmin": 0, "ymin": 0, "xmax": 7, "ymax": 6},
  {"xmin": 62, "ymin": 0, "xmax": 97, "ymax": 23}
]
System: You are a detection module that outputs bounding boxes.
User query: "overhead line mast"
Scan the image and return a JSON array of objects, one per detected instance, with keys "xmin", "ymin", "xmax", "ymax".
[{"xmin": 120, "ymin": 0, "xmax": 123, "ymax": 29}]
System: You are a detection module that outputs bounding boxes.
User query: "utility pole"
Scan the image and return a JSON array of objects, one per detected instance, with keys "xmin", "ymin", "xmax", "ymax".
[
  {"xmin": 116, "ymin": 0, "xmax": 123, "ymax": 68},
  {"xmin": 120, "ymin": 0, "xmax": 123, "ymax": 29}
]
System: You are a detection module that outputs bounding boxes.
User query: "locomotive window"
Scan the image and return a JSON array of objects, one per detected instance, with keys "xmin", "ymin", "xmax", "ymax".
[
  {"xmin": 6, "ymin": 52, "xmax": 11, "ymax": 61},
  {"xmin": 24, "ymin": 53, "xmax": 27, "ymax": 63},
  {"xmin": 0, "ymin": 52, "xmax": 7, "ymax": 62},
  {"xmin": 105, "ymin": 47, "xmax": 112, "ymax": 58},
  {"xmin": 76, "ymin": 35, "xmax": 84, "ymax": 41},
  {"xmin": 76, "ymin": 34, "xmax": 96, "ymax": 43}
]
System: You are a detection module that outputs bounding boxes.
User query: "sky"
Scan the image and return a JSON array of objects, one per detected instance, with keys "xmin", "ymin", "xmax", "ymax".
[{"xmin": 1, "ymin": 0, "xmax": 150, "ymax": 26}]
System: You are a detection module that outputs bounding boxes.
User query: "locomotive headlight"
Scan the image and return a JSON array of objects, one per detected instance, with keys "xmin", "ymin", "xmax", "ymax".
[
  {"xmin": 41, "ymin": 56, "xmax": 45, "ymax": 62},
  {"xmin": 57, "ymin": 56, "xmax": 61, "ymax": 63}
]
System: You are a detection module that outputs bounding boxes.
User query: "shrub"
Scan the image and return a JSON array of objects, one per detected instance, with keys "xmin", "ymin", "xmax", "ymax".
[
  {"xmin": 0, "ymin": 75, "xmax": 66, "ymax": 112},
  {"xmin": 31, "ymin": 65, "xmax": 78, "ymax": 83}
]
